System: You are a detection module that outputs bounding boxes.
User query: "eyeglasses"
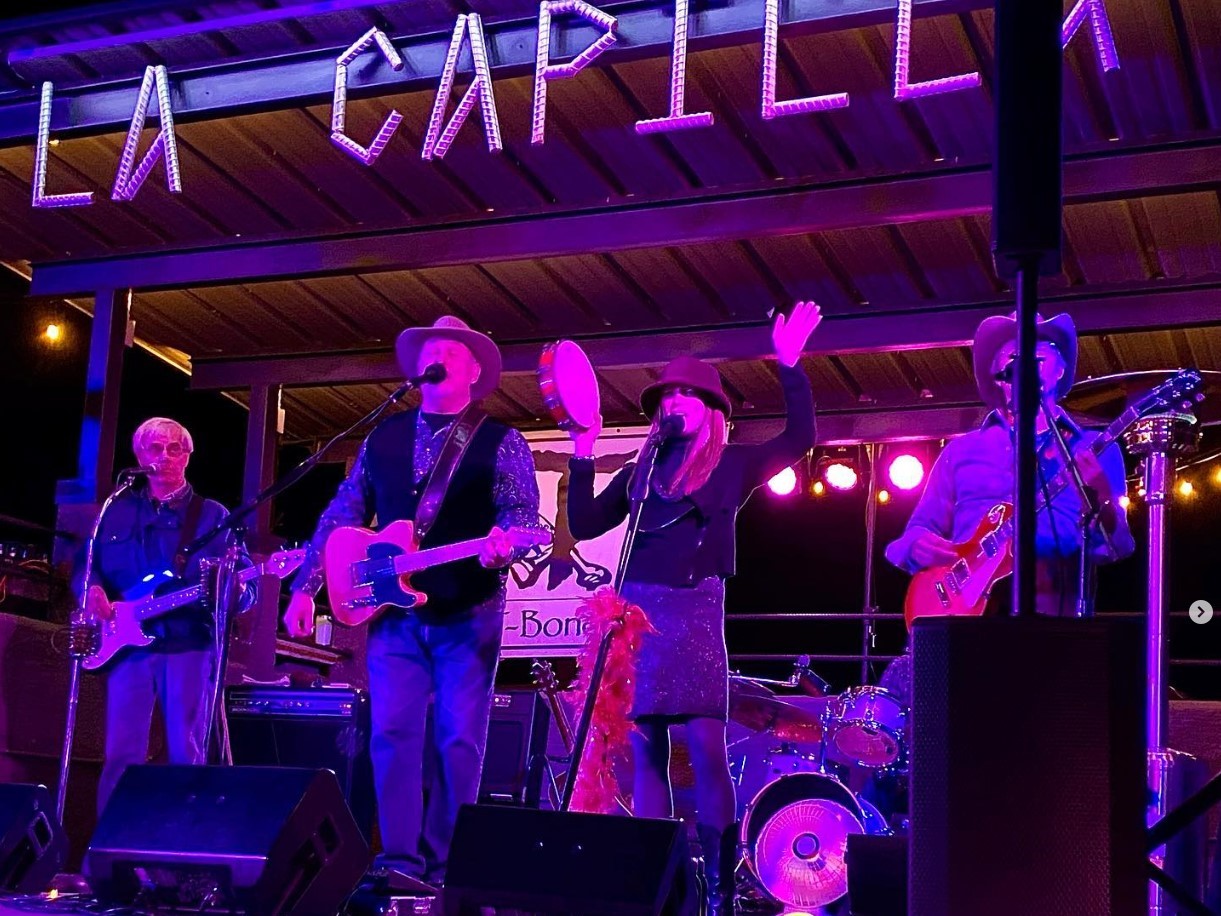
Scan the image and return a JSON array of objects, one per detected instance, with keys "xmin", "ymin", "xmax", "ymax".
[{"xmin": 143, "ymin": 441, "xmax": 187, "ymax": 457}]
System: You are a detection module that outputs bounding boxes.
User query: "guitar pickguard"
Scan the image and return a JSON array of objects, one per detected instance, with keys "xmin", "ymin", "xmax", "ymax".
[{"xmin": 349, "ymin": 541, "xmax": 422, "ymax": 611}]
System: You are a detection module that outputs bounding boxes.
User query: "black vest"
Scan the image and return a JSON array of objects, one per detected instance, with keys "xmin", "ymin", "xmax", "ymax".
[{"xmin": 364, "ymin": 410, "xmax": 509, "ymax": 616}]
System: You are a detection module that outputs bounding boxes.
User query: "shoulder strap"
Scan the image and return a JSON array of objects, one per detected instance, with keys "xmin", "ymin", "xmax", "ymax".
[
  {"xmin": 173, "ymin": 493, "xmax": 206, "ymax": 577},
  {"xmin": 414, "ymin": 405, "xmax": 489, "ymax": 541}
]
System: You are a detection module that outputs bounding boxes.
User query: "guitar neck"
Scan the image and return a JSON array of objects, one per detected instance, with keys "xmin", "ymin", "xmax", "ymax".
[
  {"xmin": 391, "ymin": 536, "xmax": 489, "ymax": 575},
  {"xmin": 995, "ymin": 405, "xmax": 1137, "ymax": 547},
  {"xmin": 135, "ymin": 585, "xmax": 205, "ymax": 623}
]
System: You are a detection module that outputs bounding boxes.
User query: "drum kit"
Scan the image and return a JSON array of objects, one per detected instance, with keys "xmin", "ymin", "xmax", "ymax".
[{"xmin": 726, "ymin": 663, "xmax": 909, "ymax": 912}]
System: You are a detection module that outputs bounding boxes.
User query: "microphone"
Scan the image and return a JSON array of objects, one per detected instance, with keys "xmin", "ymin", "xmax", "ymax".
[
  {"xmin": 409, "ymin": 363, "xmax": 446, "ymax": 386},
  {"xmin": 117, "ymin": 466, "xmax": 155, "ymax": 481},
  {"xmin": 657, "ymin": 415, "xmax": 685, "ymax": 438}
]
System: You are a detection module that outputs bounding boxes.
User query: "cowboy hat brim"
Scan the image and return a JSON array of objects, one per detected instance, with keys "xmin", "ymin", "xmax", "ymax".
[
  {"xmin": 972, "ymin": 312, "xmax": 1077, "ymax": 410},
  {"xmin": 395, "ymin": 324, "xmax": 502, "ymax": 400}
]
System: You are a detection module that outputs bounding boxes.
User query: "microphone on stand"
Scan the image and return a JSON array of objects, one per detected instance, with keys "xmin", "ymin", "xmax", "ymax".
[
  {"xmin": 391, "ymin": 363, "xmax": 447, "ymax": 400},
  {"xmin": 116, "ymin": 466, "xmax": 156, "ymax": 482},
  {"xmin": 657, "ymin": 414, "xmax": 685, "ymax": 439}
]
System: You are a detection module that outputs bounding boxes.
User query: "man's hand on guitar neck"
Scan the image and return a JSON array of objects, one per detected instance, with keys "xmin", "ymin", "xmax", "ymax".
[
  {"xmin": 479, "ymin": 526, "xmax": 514, "ymax": 569},
  {"xmin": 910, "ymin": 530, "xmax": 959, "ymax": 569},
  {"xmin": 86, "ymin": 584, "xmax": 114, "ymax": 621},
  {"xmin": 283, "ymin": 591, "xmax": 316, "ymax": 638},
  {"xmin": 1073, "ymin": 446, "xmax": 1114, "ymax": 504}
]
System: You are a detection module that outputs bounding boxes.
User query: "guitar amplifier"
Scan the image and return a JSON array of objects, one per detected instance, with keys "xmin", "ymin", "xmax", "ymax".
[{"xmin": 225, "ymin": 686, "xmax": 375, "ymax": 842}]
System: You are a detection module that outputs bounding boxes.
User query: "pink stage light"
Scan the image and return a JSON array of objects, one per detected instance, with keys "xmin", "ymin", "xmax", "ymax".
[
  {"xmin": 824, "ymin": 461, "xmax": 857, "ymax": 491},
  {"xmin": 768, "ymin": 465, "xmax": 798, "ymax": 496},
  {"xmin": 888, "ymin": 454, "xmax": 925, "ymax": 491}
]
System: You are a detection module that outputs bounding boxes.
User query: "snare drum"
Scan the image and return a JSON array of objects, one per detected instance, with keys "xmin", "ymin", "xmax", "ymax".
[
  {"xmin": 828, "ymin": 686, "xmax": 906, "ymax": 768},
  {"xmin": 538, "ymin": 340, "xmax": 600, "ymax": 430}
]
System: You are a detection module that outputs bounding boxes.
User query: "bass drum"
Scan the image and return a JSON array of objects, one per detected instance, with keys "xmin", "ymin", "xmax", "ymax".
[{"xmin": 740, "ymin": 772, "xmax": 868, "ymax": 910}]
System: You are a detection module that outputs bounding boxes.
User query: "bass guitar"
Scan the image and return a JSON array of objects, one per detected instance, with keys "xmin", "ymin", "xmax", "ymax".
[
  {"xmin": 85, "ymin": 548, "xmax": 306, "ymax": 671},
  {"xmin": 323, "ymin": 520, "xmax": 551, "ymax": 626},
  {"xmin": 903, "ymin": 369, "xmax": 1203, "ymax": 629}
]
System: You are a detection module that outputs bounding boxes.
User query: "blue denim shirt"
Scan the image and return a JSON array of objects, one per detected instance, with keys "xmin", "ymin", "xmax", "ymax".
[
  {"xmin": 86, "ymin": 484, "xmax": 233, "ymax": 652},
  {"xmin": 885, "ymin": 410, "xmax": 1136, "ymax": 614}
]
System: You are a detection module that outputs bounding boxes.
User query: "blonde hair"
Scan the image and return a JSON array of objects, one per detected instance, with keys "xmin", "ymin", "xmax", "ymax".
[
  {"xmin": 132, "ymin": 417, "xmax": 193, "ymax": 454},
  {"xmin": 649, "ymin": 406, "xmax": 728, "ymax": 499}
]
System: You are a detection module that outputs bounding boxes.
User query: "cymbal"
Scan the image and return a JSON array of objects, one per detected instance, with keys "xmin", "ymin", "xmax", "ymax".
[
  {"xmin": 1064, "ymin": 369, "xmax": 1221, "ymax": 427},
  {"xmin": 728, "ymin": 679, "xmax": 823, "ymax": 742}
]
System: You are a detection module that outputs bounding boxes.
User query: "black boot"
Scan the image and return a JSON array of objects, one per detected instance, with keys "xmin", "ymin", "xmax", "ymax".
[{"xmin": 696, "ymin": 823, "xmax": 738, "ymax": 916}]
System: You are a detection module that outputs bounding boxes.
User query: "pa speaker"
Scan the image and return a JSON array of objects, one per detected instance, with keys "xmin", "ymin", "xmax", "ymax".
[
  {"xmin": 0, "ymin": 783, "xmax": 67, "ymax": 893},
  {"xmin": 992, "ymin": 0, "xmax": 1063, "ymax": 276},
  {"xmin": 84, "ymin": 765, "xmax": 370, "ymax": 916},
  {"xmin": 909, "ymin": 617, "xmax": 1145, "ymax": 915},
  {"xmin": 443, "ymin": 804, "xmax": 697, "ymax": 915},
  {"xmin": 846, "ymin": 834, "xmax": 906, "ymax": 915}
]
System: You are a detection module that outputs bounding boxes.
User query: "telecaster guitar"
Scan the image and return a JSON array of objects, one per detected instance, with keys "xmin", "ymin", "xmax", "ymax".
[
  {"xmin": 904, "ymin": 369, "xmax": 1203, "ymax": 629},
  {"xmin": 323, "ymin": 520, "xmax": 552, "ymax": 626},
  {"xmin": 84, "ymin": 548, "xmax": 306, "ymax": 671}
]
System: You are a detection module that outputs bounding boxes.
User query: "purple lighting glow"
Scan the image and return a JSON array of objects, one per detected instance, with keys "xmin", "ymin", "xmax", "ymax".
[
  {"xmin": 768, "ymin": 465, "xmax": 798, "ymax": 496},
  {"xmin": 888, "ymin": 454, "xmax": 925, "ymax": 491}
]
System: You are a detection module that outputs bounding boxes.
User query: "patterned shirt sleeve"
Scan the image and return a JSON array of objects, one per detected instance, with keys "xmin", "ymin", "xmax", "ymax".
[
  {"xmin": 290, "ymin": 442, "xmax": 375, "ymax": 597},
  {"xmin": 494, "ymin": 428, "xmax": 541, "ymax": 561}
]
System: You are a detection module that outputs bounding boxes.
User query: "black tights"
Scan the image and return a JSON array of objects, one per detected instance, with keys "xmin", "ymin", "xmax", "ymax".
[{"xmin": 630, "ymin": 715, "xmax": 736, "ymax": 830}]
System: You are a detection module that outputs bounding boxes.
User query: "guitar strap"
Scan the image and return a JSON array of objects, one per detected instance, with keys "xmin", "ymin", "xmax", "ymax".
[
  {"xmin": 172, "ymin": 493, "xmax": 206, "ymax": 578},
  {"xmin": 413, "ymin": 405, "xmax": 488, "ymax": 542}
]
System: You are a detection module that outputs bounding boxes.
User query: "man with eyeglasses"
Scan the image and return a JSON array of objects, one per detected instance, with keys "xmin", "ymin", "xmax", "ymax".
[
  {"xmin": 885, "ymin": 311, "xmax": 1135, "ymax": 618},
  {"xmin": 82, "ymin": 417, "xmax": 239, "ymax": 813}
]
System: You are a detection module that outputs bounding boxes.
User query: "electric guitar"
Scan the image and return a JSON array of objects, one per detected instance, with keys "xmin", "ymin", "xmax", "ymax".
[
  {"xmin": 323, "ymin": 520, "xmax": 551, "ymax": 626},
  {"xmin": 84, "ymin": 548, "xmax": 306, "ymax": 671},
  {"xmin": 903, "ymin": 369, "xmax": 1203, "ymax": 629}
]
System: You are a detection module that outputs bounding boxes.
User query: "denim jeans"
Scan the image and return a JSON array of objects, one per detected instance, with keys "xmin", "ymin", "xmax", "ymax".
[
  {"xmin": 97, "ymin": 647, "xmax": 216, "ymax": 815},
  {"xmin": 366, "ymin": 607, "xmax": 503, "ymax": 884}
]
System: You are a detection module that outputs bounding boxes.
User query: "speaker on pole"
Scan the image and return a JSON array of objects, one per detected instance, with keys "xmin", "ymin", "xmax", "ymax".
[
  {"xmin": 0, "ymin": 783, "xmax": 67, "ymax": 894},
  {"xmin": 992, "ymin": 0, "xmax": 1064, "ymax": 278},
  {"xmin": 908, "ymin": 617, "xmax": 1145, "ymax": 915},
  {"xmin": 84, "ymin": 766, "xmax": 370, "ymax": 916}
]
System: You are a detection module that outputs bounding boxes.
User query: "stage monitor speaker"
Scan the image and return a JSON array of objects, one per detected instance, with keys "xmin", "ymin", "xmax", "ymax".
[
  {"xmin": 909, "ymin": 617, "xmax": 1145, "ymax": 916},
  {"xmin": 84, "ymin": 765, "xmax": 370, "ymax": 916},
  {"xmin": 0, "ymin": 783, "xmax": 67, "ymax": 894},
  {"xmin": 226, "ymin": 685, "xmax": 375, "ymax": 842},
  {"xmin": 992, "ymin": 0, "xmax": 1063, "ymax": 277},
  {"xmin": 443, "ymin": 804, "xmax": 697, "ymax": 915},
  {"xmin": 846, "ymin": 834, "xmax": 906, "ymax": 915}
]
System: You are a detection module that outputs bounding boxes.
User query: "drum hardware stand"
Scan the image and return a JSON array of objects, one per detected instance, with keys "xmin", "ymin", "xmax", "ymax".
[
  {"xmin": 860, "ymin": 443, "xmax": 880, "ymax": 684},
  {"xmin": 55, "ymin": 473, "xmax": 134, "ymax": 823},
  {"xmin": 561, "ymin": 428, "xmax": 664, "ymax": 811},
  {"xmin": 1124, "ymin": 411, "xmax": 1202, "ymax": 916}
]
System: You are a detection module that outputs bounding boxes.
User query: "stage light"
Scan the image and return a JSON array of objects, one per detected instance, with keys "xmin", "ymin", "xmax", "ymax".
[
  {"xmin": 824, "ymin": 461, "xmax": 857, "ymax": 491},
  {"xmin": 1178, "ymin": 480, "xmax": 1194, "ymax": 498},
  {"xmin": 768, "ymin": 465, "xmax": 798, "ymax": 496},
  {"xmin": 877, "ymin": 489, "xmax": 890, "ymax": 503},
  {"xmin": 810, "ymin": 480, "xmax": 825, "ymax": 497},
  {"xmin": 44, "ymin": 323, "xmax": 61, "ymax": 342},
  {"xmin": 1213, "ymin": 466, "xmax": 1221, "ymax": 487},
  {"xmin": 887, "ymin": 453, "xmax": 924, "ymax": 490},
  {"xmin": 1118, "ymin": 495, "xmax": 1131, "ymax": 509}
]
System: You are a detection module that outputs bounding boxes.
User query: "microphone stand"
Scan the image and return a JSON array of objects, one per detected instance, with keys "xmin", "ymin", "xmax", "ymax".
[
  {"xmin": 561, "ymin": 430, "xmax": 665, "ymax": 812},
  {"xmin": 1037, "ymin": 397, "xmax": 1110, "ymax": 618},
  {"xmin": 56, "ymin": 473, "xmax": 137, "ymax": 823}
]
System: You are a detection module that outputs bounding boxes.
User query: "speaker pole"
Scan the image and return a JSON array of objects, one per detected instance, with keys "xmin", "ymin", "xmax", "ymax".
[{"xmin": 992, "ymin": 0, "xmax": 1063, "ymax": 618}]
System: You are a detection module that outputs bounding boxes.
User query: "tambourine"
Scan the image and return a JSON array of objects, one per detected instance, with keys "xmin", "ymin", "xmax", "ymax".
[{"xmin": 538, "ymin": 339, "xmax": 600, "ymax": 431}]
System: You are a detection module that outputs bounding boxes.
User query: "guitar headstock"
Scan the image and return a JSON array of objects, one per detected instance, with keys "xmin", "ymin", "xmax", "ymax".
[
  {"xmin": 506, "ymin": 526, "xmax": 553, "ymax": 549},
  {"xmin": 1135, "ymin": 369, "xmax": 1204, "ymax": 416},
  {"xmin": 531, "ymin": 658, "xmax": 560, "ymax": 695},
  {"xmin": 259, "ymin": 548, "xmax": 308, "ymax": 580}
]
